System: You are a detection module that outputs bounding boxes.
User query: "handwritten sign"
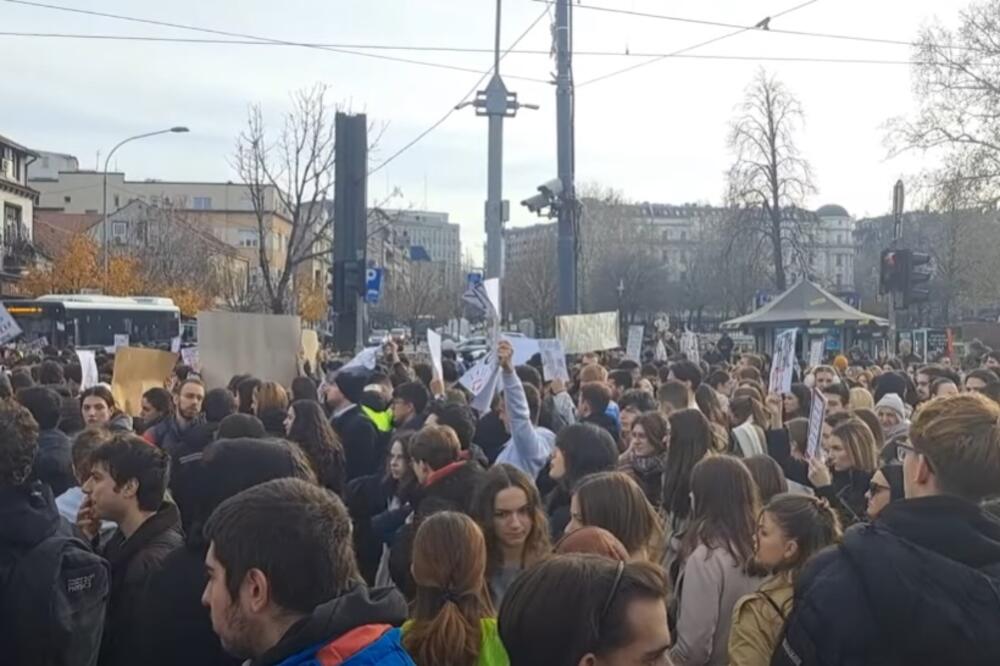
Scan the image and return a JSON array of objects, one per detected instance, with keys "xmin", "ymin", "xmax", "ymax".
[
  {"xmin": 626, "ymin": 325, "xmax": 644, "ymax": 362},
  {"xmin": 769, "ymin": 329, "xmax": 797, "ymax": 396},
  {"xmin": 556, "ymin": 311, "xmax": 620, "ymax": 354},
  {"xmin": 806, "ymin": 388, "xmax": 828, "ymax": 459},
  {"xmin": 0, "ymin": 303, "xmax": 23, "ymax": 344},
  {"xmin": 808, "ymin": 339, "xmax": 824, "ymax": 368},
  {"xmin": 538, "ymin": 339, "xmax": 570, "ymax": 382}
]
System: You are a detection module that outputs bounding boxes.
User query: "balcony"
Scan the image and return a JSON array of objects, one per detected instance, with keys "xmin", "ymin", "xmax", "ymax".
[{"xmin": 2, "ymin": 236, "xmax": 36, "ymax": 275}]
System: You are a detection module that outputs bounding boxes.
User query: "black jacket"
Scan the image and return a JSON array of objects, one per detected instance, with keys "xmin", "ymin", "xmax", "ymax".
[
  {"xmin": 258, "ymin": 407, "xmax": 288, "ymax": 438},
  {"xmin": 98, "ymin": 502, "xmax": 184, "ymax": 666},
  {"xmin": 251, "ymin": 584, "xmax": 409, "ymax": 666},
  {"xmin": 389, "ymin": 459, "xmax": 485, "ymax": 598},
  {"xmin": 345, "ymin": 473, "xmax": 413, "ymax": 585},
  {"xmin": 165, "ymin": 418, "xmax": 218, "ymax": 531},
  {"xmin": 331, "ymin": 404, "xmax": 380, "ymax": 481},
  {"xmin": 31, "ymin": 427, "xmax": 76, "ymax": 497},
  {"xmin": 773, "ymin": 496, "xmax": 1000, "ymax": 666},
  {"xmin": 815, "ymin": 468, "xmax": 871, "ymax": 528},
  {"xmin": 582, "ymin": 411, "xmax": 620, "ymax": 443},
  {"xmin": 136, "ymin": 542, "xmax": 241, "ymax": 666}
]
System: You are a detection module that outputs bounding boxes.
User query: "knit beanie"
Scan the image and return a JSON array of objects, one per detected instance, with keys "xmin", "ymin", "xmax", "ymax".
[{"xmin": 875, "ymin": 393, "xmax": 906, "ymax": 421}]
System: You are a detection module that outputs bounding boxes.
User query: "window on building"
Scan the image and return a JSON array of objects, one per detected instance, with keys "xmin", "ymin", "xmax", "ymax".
[
  {"xmin": 193, "ymin": 196, "xmax": 212, "ymax": 210},
  {"xmin": 238, "ymin": 229, "xmax": 259, "ymax": 248},
  {"xmin": 680, "ymin": 231, "xmax": 687, "ymax": 241},
  {"xmin": 112, "ymin": 221, "xmax": 127, "ymax": 245},
  {"xmin": 836, "ymin": 255, "xmax": 843, "ymax": 267},
  {"xmin": 4, "ymin": 204, "xmax": 22, "ymax": 243},
  {"xmin": 64, "ymin": 196, "xmax": 71, "ymax": 204}
]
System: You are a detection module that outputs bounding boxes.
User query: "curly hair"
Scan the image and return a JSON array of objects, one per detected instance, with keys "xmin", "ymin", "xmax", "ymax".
[{"xmin": 0, "ymin": 403, "xmax": 40, "ymax": 486}]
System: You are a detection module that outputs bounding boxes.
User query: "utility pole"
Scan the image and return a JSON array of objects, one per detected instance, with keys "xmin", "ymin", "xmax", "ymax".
[
  {"xmin": 555, "ymin": 0, "xmax": 578, "ymax": 314},
  {"xmin": 459, "ymin": 0, "xmax": 532, "ymax": 280},
  {"xmin": 889, "ymin": 179, "xmax": 904, "ymax": 356}
]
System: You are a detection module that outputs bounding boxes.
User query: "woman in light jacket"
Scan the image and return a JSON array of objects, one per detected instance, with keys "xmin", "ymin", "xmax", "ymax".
[
  {"xmin": 669, "ymin": 456, "xmax": 764, "ymax": 666},
  {"xmin": 729, "ymin": 494, "xmax": 842, "ymax": 666}
]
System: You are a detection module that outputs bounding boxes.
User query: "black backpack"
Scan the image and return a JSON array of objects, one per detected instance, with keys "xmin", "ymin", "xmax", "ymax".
[{"xmin": 0, "ymin": 531, "xmax": 111, "ymax": 666}]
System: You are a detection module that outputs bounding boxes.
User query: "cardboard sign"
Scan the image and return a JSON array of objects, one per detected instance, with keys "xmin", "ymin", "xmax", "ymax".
[
  {"xmin": 769, "ymin": 329, "xmax": 798, "ymax": 396},
  {"xmin": 427, "ymin": 329, "xmax": 444, "ymax": 381},
  {"xmin": 111, "ymin": 347, "xmax": 178, "ymax": 417},
  {"xmin": 538, "ymin": 339, "xmax": 570, "ymax": 382},
  {"xmin": 806, "ymin": 387, "xmax": 828, "ymax": 460},
  {"xmin": 808, "ymin": 339, "xmax": 824, "ymax": 368},
  {"xmin": 198, "ymin": 311, "xmax": 301, "ymax": 389},
  {"xmin": 556, "ymin": 311, "xmax": 620, "ymax": 355},
  {"xmin": 0, "ymin": 303, "xmax": 22, "ymax": 345},
  {"xmin": 300, "ymin": 329, "xmax": 320, "ymax": 374},
  {"xmin": 626, "ymin": 325, "xmax": 644, "ymax": 362},
  {"xmin": 77, "ymin": 350, "xmax": 99, "ymax": 390}
]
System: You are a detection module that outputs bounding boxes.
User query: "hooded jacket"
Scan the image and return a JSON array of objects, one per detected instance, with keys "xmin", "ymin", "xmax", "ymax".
[
  {"xmin": 251, "ymin": 585, "xmax": 412, "ymax": 666},
  {"xmin": 31, "ymin": 427, "xmax": 76, "ymax": 497},
  {"xmin": 772, "ymin": 496, "xmax": 1000, "ymax": 666},
  {"xmin": 331, "ymin": 404, "xmax": 380, "ymax": 481}
]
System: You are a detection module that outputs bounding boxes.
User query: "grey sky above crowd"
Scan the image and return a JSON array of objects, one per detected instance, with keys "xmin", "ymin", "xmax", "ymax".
[{"xmin": 2, "ymin": 0, "xmax": 965, "ymax": 260}]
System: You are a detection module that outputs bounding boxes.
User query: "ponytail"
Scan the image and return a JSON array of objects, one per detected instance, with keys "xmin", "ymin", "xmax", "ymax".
[
  {"xmin": 731, "ymin": 395, "xmax": 769, "ymax": 430},
  {"xmin": 763, "ymin": 493, "xmax": 842, "ymax": 580},
  {"xmin": 403, "ymin": 590, "xmax": 482, "ymax": 666}
]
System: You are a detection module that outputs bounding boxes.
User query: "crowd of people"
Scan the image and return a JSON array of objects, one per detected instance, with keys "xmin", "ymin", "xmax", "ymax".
[{"xmin": 1, "ymin": 336, "xmax": 1000, "ymax": 666}]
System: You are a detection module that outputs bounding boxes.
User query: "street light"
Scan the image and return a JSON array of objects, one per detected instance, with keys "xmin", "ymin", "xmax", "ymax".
[
  {"xmin": 616, "ymin": 277, "xmax": 625, "ymax": 340},
  {"xmin": 102, "ymin": 126, "xmax": 189, "ymax": 287}
]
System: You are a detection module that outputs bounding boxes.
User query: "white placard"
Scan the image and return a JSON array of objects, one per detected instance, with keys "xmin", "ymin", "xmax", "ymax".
[
  {"xmin": 180, "ymin": 346, "xmax": 199, "ymax": 370},
  {"xmin": 556, "ymin": 311, "xmax": 620, "ymax": 354},
  {"xmin": 681, "ymin": 330, "xmax": 700, "ymax": 364},
  {"xmin": 508, "ymin": 337, "xmax": 540, "ymax": 366},
  {"xmin": 113, "ymin": 334, "xmax": 130, "ymax": 350},
  {"xmin": 626, "ymin": 325, "xmax": 644, "ymax": 362},
  {"xmin": 170, "ymin": 336, "xmax": 182, "ymax": 353},
  {"xmin": 341, "ymin": 346, "xmax": 379, "ymax": 372},
  {"xmin": 806, "ymin": 388, "xmax": 828, "ymax": 459},
  {"xmin": 808, "ymin": 339, "xmax": 824, "ymax": 368},
  {"xmin": 459, "ymin": 356, "xmax": 501, "ymax": 413},
  {"xmin": 538, "ymin": 339, "xmax": 570, "ymax": 382},
  {"xmin": 77, "ymin": 350, "xmax": 99, "ymax": 390},
  {"xmin": 427, "ymin": 329, "xmax": 444, "ymax": 381},
  {"xmin": 484, "ymin": 278, "xmax": 501, "ymax": 321},
  {"xmin": 0, "ymin": 303, "xmax": 23, "ymax": 345},
  {"xmin": 769, "ymin": 329, "xmax": 798, "ymax": 396},
  {"xmin": 654, "ymin": 339, "xmax": 668, "ymax": 362}
]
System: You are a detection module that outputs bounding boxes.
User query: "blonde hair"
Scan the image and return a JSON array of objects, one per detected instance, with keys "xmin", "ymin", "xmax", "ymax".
[
  {"xmin": 849, "ymin": 387, "xmax": 874, "ymax": 411},
  {"xmin": 910, "ymin": 393, "xmax": 1000, "ymax": 501},
  {"xmin": 830, "ymin": 418, "xmax": 878, "ymax": 474}
]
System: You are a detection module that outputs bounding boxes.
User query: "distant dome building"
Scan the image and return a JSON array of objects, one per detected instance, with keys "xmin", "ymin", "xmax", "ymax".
[
  {"xmin": 816, "ymin": 203, "xmax": 849, "ymax": 218},
  {"xmin": 809, "ymin": 204, "xmax": 854, "ymax": 291}
]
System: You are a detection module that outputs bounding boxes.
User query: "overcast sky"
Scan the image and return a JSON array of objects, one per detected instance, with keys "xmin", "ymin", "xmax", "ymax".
[{"xmin": 1, "ymin": 0, "xmax": 967, "ymax": 261}]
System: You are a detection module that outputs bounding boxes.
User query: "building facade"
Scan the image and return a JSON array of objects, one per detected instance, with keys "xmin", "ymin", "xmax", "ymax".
[
  {"xmin": 378, "ymin": 209, "xmax": 461, "ymax": 291},
  {"xmin": 0, "ymin": 134, "xmax": 39, "ymax": 293},
  {"xmin": 26, "ymin": 150, "xmax": 79, "ymax": 181}
]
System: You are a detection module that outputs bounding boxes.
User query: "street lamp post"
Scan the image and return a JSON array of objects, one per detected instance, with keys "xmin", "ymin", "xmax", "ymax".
[
  {"xmin": 616, "ymin": 277, "xmax": 625, "ymax": 342},
  {"xmin": 102, "ymin": 126, "xmax": 189, "ymax": 287}
]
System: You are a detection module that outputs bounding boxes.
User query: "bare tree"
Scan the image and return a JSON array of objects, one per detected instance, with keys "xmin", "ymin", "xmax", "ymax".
[
  {"xmin": 889, "ymin": 1, "xmax": 1000, "ymax": 207},
  {"xmin": 234, "ymin": 84, "xmax": 336, "ymax": 314},
  {"xmin": 382, "ymin": 261, "xmax": 451, "ymax": 333},
  {"xmin": 505, "ymin": 239, "xmax": 559, "ymax": 336},
  {"xmin": 726, "ymin": 69, "xmax": 816, "ymax": 291}
]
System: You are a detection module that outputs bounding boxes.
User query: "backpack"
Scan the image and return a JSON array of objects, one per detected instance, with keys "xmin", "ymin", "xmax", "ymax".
[{"xmin": 0, "ymin": 532, "xmax": 111, "ymax": 666}]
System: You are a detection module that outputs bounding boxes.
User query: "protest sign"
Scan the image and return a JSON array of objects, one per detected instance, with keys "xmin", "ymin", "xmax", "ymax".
[
  {"xmin": 170, "ymin": 336, "xmax": 182, "ymax": 353},
  {"xmin": 654, "ymin": 339, "xmax": 668, "ymax": 362},
  {"xmin": 459, "ymin": 356, "xmax": 501, "ymax": 413},
  {"xmin": 299, "ymin": 329, "xmax": 320, "ymax": 374},
  {"xmin": 808, "ymin": 339, "xmax": 824, "ymax": 368},
  {"xmin": 198, "ymin": 311, "xmax": 301, "ymax": 389},
  {"xmin": 111, "ymin": 347, "xmax": 178, "ymax": 417},
  {"xmin": 341, "ymin": 346, "xmax": 380, "ymax": 372},
  {"xmin": 508, "ymin": 336, "xmax": 540, "ymax": 366},
  {"xmin": 180, "ymin": 346, "xmax": 199, "ymax": 371},
  {"xmin": 769, "ymin": 329, "xmax": 798, "ymax": 396},
  {"xmin": 427, "ymin": 329, "xmax": 444, "ymax": 381},
  {"xmin": 538, "ymin": 339, "xmax": 570, "ymax": 382},
  {"xmin": 556, "ymin": 311, "xmax": 620, "ymax": 354},
  {"xmin": 113, "ymin": 334, "xmax": 130, "ymax": 350},
  {"xmin": 626, "ymin": 325, "xmax": 644, "ymax": 362},
  {"xmin": 681, "ymin": 330, "xmax": 700, "ymax": 364},
  {"xmin": 76, "ymin": 350, "xmax": 99, "ymax": 390},
  {"xmin": 806, "ymin": 388, "xmax": 828, "ymax": 460},
  {"xmin": 0, "ymin": 303, "xmax": 22, "ymax": 345}
]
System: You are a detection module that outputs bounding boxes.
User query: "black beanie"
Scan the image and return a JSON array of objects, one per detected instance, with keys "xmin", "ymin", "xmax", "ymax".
[{"xmin": 334, "ymin": 368, "xmax": 369, "ymax": 404}]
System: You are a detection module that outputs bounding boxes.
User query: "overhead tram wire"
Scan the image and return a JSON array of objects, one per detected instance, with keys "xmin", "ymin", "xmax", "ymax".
[
  {"xmin": 0, "ymin": 0, "xmax": 548, "ymax": 84},
  {"xmin": 577, "ymin": 0, "xmax": 820, "ymax": 87},
  {"xmin": 368, "ymin": 6, "xmax": 551, "ymax": 176},
  {"xmin": 531, "ymin": 0, "xmax": 982, "ymax": 54},
  {"xmin": 0, "ymin": 30, "xmax": 926, "ymax": 64}
]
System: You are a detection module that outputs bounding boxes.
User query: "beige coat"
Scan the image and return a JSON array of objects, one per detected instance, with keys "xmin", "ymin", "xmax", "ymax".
[{"xmin": 728, "ymin": 574, "xmax": 794, "ymax": 666}]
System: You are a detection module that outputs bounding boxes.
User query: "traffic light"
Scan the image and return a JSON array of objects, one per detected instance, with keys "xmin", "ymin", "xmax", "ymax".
[
  {"xmin": 902, "ymin": 250, "xmax": 932, "ymax": 308},
  {"xmin": 879, "ymin": 250, "xmax": 904, "ymax": 294},
  {"xmin": 331, "ymin": 260, "xmax": 365, "ymax": 312}
]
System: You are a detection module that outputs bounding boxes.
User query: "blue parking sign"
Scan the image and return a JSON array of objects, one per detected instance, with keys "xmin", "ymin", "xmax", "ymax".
[{"xmin": 365, "ymin": 268, "xmax": 384, "ymax": 304}]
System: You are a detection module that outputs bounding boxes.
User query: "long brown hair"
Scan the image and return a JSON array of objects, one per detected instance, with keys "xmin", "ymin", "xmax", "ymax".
[
  {"xmin": 471, "ymin": 464, "xmax": 551, "ymax": 577},
  {"xmin": 253, "ymin": 381, "xmax": 288, "ymax": 414},
  {"xmin": 831, "ymin": 418, "xmax": 879, "ymax": 474},
  {"xmin": 682, "ymin": 455, "xmax": 760, "ymax": 566},
  {"xmin": 574, "ymin": 471, "xmax": 664, "ymax": 561},
  {"xmin": 661, "ymin": 409, "xmax": 712, "ymax": 522},
  {"xmin": 404, "ymin": 512, "xmax": 494, "ymax": 666}
]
